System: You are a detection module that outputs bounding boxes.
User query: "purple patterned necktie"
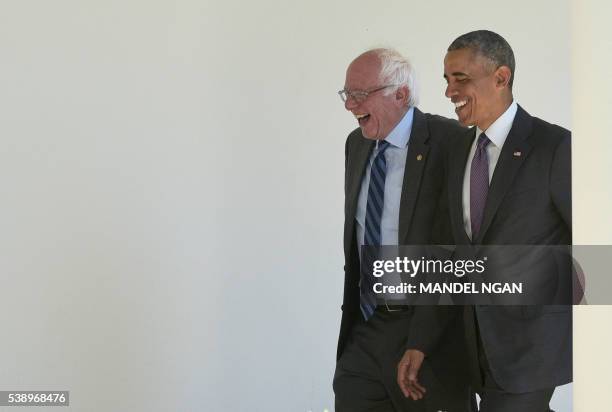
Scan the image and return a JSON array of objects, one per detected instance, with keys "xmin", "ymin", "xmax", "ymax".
[{"xmin": 470, "ymin": 133, "xmax": 491, "ymax": 239}]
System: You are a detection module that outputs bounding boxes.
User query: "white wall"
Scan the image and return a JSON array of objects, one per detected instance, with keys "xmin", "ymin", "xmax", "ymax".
[
  {"xmin": 1, "ymin": 0, "xmax": 607, "ymax": 411},
  {"xmin": 571, "ymin": 0, "xmax": 612, "ymax": 411}
]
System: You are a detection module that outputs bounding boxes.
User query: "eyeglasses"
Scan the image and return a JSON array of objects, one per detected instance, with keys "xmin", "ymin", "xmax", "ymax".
[{"xmin": 337, "ymin": 85, "xmax": 397, "ymax": 103}]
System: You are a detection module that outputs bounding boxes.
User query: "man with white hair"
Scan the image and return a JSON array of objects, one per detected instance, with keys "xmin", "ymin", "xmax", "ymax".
[{"xmin": 334, "ymin": 48, "xmax": 470, "ymax": 412}]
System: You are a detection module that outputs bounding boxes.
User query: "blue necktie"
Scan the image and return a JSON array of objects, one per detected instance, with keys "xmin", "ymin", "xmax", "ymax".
[{"xmin": 360, "ymin": 140, "xmax": 390, "ymax": 320}]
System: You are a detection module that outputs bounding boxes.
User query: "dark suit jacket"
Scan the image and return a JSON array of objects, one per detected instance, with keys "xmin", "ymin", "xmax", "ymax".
[
  {"xmin": 447, "ymin": 104, "xmax": 572, "ymax": 393},
  {"xmin": 337, "ymin": 108, "xmax": 467, "ymax": 393}
]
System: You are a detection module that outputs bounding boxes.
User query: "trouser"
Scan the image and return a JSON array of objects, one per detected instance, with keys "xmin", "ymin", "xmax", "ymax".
[
  {"xmin": 465, "ymin": 307, "xmax": 555, "ymax": 412},
  {"xmin": 334, "ymin": 308, "xmax": 470, "ymax": 412}
]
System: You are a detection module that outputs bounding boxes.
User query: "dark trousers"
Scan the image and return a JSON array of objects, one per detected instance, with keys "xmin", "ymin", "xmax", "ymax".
[
  {"xmin": 465, "ymin": 307, "xmax": 555, "ymax": 412},
  {"xmin": 334, "ymin": 309, "xmax": 470, "ymax": 412}
]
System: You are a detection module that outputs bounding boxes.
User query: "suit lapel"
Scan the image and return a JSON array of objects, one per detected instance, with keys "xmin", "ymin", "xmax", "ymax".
[
  {"xmin": 398, "ymin": 108, "xmax": 430, "ymax": 243},
  {"xmin": 450, "ymin": 127, "xmax": 475, "ymax": 244},
  {"xmin": 475, "ymin": 105, "xmax": 533, "ymax": 243},
  {"xmin": 344, "ymin": 134, "xmax": 374, "ymax": 258}
]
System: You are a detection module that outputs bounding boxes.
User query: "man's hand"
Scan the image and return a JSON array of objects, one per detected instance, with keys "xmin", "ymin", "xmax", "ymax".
[{"xmin": 397, "ymin": 349, "xmax": 426, "ymax": 400}]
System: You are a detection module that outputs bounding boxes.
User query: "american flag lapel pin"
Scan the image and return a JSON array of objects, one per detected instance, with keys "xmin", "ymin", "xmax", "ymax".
[{"xmin": 513, "ymin": 151, "xmax": 522, "ymax": 157}]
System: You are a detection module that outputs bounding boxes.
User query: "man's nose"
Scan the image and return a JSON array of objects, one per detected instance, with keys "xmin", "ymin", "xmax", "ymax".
[
  {"xmin": 445, "ymin": 83, "xmax": 455, "ymax": 99},
  {"xmin": 345, "ymin": 96, "xmax": 358, "ymax": 111}
]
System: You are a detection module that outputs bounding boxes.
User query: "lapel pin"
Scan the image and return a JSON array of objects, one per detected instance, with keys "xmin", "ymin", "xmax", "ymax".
[
  {"xmin": 416, "ymin": 154, "xmax": 423, "ymax": 161},
  {"xmin": 513, "ymin": 151, "xmax": 522, "ymax": 157}
]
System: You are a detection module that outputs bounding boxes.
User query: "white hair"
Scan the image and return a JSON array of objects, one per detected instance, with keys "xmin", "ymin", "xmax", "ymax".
[{"xmin": 371, "ymin": 48, "xmax": 419, "ymax": 108}]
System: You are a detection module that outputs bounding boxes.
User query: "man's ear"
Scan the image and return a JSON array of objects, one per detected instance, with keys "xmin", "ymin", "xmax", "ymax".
[
  {"xmin": 395, "ymin": 85, "xmax": 410, "ymax": 106},
  {"xmin": 494, "ymin": 66, "xmax": 512, "ymax": 89}
]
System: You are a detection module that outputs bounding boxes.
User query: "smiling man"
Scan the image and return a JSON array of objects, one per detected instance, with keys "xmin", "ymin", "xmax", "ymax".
[
  {"xmin": 334, "ymin": 48, "xmax": 470, "ymax": 412},
  {"xmin": 436, "ymin": 30, "xmax": 572, "ymax": 412}
]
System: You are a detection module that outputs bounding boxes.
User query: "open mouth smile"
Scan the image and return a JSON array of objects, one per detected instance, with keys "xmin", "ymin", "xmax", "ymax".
[
  {"xmin": 355, "ymin": 113, "xmax": 371, "ymax": 126},
  {"xmin": 454, "ymin": 100, "xmax": 468, "ymax": 113}
]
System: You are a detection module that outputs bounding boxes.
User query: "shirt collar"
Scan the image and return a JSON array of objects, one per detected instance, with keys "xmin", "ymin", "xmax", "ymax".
[
  {"xmin": 476, "ymin": 101, "xmax": 518, "ymax": 149},
  {"xmin": 379, "ymin": 106, "xmax": 414, "ymax": 149}
]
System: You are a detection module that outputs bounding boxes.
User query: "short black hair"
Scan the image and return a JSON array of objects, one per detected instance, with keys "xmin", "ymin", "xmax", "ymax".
[{"xmin": 448, "ymin": 30, "xmax": 515, "ymax": 88}]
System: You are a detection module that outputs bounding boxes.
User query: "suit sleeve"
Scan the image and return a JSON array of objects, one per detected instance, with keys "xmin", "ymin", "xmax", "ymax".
[
  {"xmin": 405, "ymin": 126, "xmax": 461, "ymax": 355},
  {"xmin": 550, "ymin": 132, "xmax": 572, "ymax": 231},
  {"xmin": 432, "ymin": 135, "xmax": 454, "ymax": 246},
  {"xmin": 345, "ymin": 135, "xmax": 349, "ymax": 192}
]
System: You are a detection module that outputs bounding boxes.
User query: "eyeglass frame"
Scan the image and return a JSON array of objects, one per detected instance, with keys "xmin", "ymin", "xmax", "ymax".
[{"xmin": 337, "ymin": 84, "xmax": 398, "ymax": 103}]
